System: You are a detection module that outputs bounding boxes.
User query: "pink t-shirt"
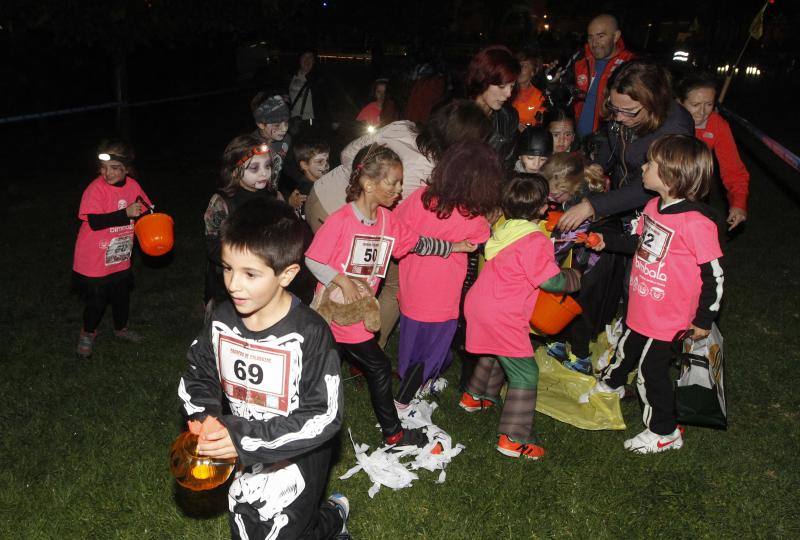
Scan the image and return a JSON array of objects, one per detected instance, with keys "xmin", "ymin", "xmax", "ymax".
[
  {"xmin": 464, "ymin": 232, "xmax": 560, "ymax": 357},
  {"xmin": 626, "ymin": 198, "xmax": 722, "ymax": 341},
  {"xmin": 73, "ymin": 176, "xmax": 151, "ymax": 278},
  {"xmin": 306, "ymin": 203, "xmax": 417, "ymax": 344},
  {"xmin": 395, "ymin": 187, "xmax": 490, "ymax": 322},
  {"xmin": 356, "ymin": 102, "xmax": 381, "ymax": 125}
]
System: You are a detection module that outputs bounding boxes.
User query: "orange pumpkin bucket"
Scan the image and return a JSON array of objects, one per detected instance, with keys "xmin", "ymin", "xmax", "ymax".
[
  {"xmin": 134, "ymin": 213, "xmax": 174, "ymax": 256},
  {"xmin": 169, "ymin": 431, "xmax": 236, "ymax": 491},
  {"xmin": 530, "ymin": 291, "xmax": 583, "ymax": 335}
]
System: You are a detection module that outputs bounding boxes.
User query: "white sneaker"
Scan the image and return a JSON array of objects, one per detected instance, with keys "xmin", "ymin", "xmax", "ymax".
[
  {"xmin": 624, "ymin": 428, "xmax": 683, "ymax": 454},
  {"xmin": 578, "ymin": 380, "xmax": 625, "ymax": 403}
]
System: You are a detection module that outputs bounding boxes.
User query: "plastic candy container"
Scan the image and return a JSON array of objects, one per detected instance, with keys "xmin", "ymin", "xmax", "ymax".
[
  {"xmin": 169, "ymin": 431, "xmax": 236, "ymax": 491},
  {"xmin": 134, "ymin": 212, "xmax": 174, "ymax": 256}
]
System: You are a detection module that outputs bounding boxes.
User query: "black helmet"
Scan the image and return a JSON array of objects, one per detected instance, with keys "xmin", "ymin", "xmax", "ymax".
[{"xmin": 517, "ymin": 126, "xmax": 553, "ymax": 157}]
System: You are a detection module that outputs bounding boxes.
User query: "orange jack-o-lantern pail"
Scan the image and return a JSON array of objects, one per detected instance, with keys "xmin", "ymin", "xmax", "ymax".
[{"xmin": 134, "ymin": 213, "xmax": 174, "ymax": 256}]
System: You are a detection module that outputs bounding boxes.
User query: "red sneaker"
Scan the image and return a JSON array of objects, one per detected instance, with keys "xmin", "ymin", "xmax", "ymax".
[
  {"xmin": 458, "ymin": 392, "xmax": 494, "ymax": 413},
  {"xmin": 496, "ymin": 434, "xmax": 545, "ymax": 460}
]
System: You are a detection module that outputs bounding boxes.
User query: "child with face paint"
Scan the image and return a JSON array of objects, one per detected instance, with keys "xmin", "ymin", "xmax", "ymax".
[
  {"xmin": 204, "ymin": 135, "xmax": 277, "ymax": 310},
  {"xmin": 251, "ymin": 93, "xmax": 292, "ymax": 185}
]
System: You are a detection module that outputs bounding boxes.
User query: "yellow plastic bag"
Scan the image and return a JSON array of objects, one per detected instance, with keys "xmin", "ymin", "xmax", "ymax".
[{"xmin": 533, "ymin": 331, "xmax": 627, "ymax": 431}]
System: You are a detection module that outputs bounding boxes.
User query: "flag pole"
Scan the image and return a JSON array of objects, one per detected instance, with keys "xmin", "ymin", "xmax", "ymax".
[{"xmin": 719, "ymin": 1, "xmax": 769, "ymax": 104}]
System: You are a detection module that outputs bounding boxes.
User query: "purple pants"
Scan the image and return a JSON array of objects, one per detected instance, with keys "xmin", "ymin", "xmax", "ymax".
[{"xmin": 398, "ymin": 314, "xmax": 458, "ymax": 382}]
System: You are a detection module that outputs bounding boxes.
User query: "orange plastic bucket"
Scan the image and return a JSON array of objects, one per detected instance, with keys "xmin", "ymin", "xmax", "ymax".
[
  {"xmin": 134, "ymin": 213, "xmax": 174, "ymax": 256},
  {"xmin": 530, "ymin": 291, "xmax": 583, "ymax": 335}
]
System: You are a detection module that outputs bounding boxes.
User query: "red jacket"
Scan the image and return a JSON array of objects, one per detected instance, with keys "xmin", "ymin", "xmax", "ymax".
[
  {"xmin": 696, "ymin": 111, "xmax": 750, "ymax": 210},
  {"xmin": 513, "ymin": 85, "xmax": 546, "ymax": 127},
  {"xmin": 573, "ymin": 38, "xmax": 634, "ymax": 133}
]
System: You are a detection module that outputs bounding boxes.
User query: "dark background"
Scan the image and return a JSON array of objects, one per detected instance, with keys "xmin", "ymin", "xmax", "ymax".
[{"xmin": 1, "ymin": 0, "xmax": 797, "ymax": 182}]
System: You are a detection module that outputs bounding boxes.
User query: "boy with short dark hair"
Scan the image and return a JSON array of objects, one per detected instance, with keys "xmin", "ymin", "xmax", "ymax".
[
  {"xmin": 178, "ymin": 198, "xmax": 350, "ymax": 539},
  {"xmin": 279, "ymin": 139, "xmax": 330, "ymax": 216}
]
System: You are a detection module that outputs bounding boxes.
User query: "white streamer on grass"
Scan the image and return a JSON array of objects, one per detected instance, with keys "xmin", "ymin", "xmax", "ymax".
[{"xmin": 339, "ymin": 399, "xmax": 465, "ymax": 498}]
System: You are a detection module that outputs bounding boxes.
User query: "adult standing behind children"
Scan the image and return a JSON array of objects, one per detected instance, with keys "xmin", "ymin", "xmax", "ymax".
[
  {"xmin": 512, "ymin": 49, "xmax": 547, "ymax": 131},
  {"xmin": 559, "ymin": 60, "xmax": 695, "ymax": 232},
  {"xmin": 466, "ymin": 45, "xmax": 520, "ymax": 168},
  {"xmin": 677, "ymin": 71, "xmax": 750, "ymax": 230},
  {"xmin": 288, "ymin": 50, "xmax": 335, "ymax": 137},
  {"xmin": 573, "ymin": 14, "xmax": 634, "ymax": 139}
]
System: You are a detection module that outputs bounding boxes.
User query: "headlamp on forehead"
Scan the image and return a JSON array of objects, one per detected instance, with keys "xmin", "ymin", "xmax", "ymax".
[
  {"xmin": 236, "ymin": 144, "xmax": 271, "ymax": 167},
  {"xmin": 98, "ymin": 153, "xmax": 129, "ymax": 163}
]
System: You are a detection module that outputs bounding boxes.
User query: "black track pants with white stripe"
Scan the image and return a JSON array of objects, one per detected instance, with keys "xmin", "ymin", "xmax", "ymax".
[{"xmin": 602, "ymin": 326, "xmax": 677, "ymax": 436}]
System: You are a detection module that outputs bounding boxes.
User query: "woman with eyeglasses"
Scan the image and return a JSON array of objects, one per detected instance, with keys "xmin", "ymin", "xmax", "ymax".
[
  {"xmin": 557, "ymin": 60, "xmax": 694, "ymax": 231},
  {"xmin": 554, "ymin": 61, "xmax": 694, "ymax": 374}
]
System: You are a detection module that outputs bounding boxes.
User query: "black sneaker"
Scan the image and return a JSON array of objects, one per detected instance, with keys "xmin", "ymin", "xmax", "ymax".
[{"xmin": 385, "ymin": 427, "xmax": 428, "ymax": 449}]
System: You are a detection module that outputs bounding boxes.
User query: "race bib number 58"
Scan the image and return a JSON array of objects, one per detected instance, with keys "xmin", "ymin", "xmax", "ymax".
[{"xmin": 217, "ymin": 334, "xmax": 293, "ymax": 416}]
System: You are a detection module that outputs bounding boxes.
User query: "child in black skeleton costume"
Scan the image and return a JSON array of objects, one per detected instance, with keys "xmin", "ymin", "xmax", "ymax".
[{"xmin": 179, "ymin": 198, "xmax": 350, "ymax": 539}]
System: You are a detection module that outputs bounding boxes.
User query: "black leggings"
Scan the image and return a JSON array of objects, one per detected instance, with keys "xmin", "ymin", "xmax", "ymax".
[
  {"xmin": 78, "ymin": 272, "xmax": 131, "ymax": 332},
  {"xmin": 338, "ymin": 339, "xmax": 402, "ymax": 439}
]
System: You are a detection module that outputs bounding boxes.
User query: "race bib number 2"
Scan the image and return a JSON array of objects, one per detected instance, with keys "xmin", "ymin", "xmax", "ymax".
[
  {"xmin": 636, "ymin": 215, "xmax": 673, "ymax": 264},
  {"xmin": 344, "ymin": 234, "xmax": 394, "ymax": 278},
  {"xmin": 217, "ymin": 334, "xmax": 293, "ymax": 416}
]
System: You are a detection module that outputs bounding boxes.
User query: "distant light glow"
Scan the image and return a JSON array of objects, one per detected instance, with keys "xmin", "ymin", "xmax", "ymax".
[
  {"xmin": 673, "ymin": 50, "xmax": 689, "ymax": 62},
  {"xmin": 366, "ymin": 125, "xmax": 377, "ymax": 134}
]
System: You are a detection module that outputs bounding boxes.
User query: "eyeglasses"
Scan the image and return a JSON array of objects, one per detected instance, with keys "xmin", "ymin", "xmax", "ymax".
[{"xmin": 605, "ymin": 98, "xmax": 643, "ymax": 118}]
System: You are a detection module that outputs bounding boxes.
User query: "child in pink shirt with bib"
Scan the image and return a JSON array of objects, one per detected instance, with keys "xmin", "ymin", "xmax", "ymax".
[
  {"xmin": 461, "ymin": 174, "xmax": 581, "ymax": 460},
  {"xmin": 392, "ymin": 141, "xmax": 501, "ymax": 408},
  {"xmin": 73, "ymin": 140, "xmax": 152, "ymax": 358},
  {"xmin": 586, "ymin": 134, "xmax": 724, "ymax": 454},
  {"xmin": 305, "ymin": 143, "xmax": 475, "ymax": 449}
]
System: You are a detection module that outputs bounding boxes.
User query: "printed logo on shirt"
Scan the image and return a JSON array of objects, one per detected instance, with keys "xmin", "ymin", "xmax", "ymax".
[
  {"xmin": 343, "ymin": 234, "xmax": 394, "ymax": 279},
  {"xmin": 217, "ymin": 334, "xmax": 294, "ymax": 416},
  {"xmin": 577, "ymin": 74, "xmax": 588, "ymax": 86},
  {"xmin": 118, "ymin": 199, "xmax": 127, "ymax": 210},
  {"xmin": 703, "ymin": 132, "xmax": 714, "ymax": 139}
]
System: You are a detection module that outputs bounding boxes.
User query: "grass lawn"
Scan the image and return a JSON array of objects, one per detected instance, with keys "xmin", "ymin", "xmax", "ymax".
[{"xmin": 1, "ymin": 111, "xmax": 798, "ymax": 539}]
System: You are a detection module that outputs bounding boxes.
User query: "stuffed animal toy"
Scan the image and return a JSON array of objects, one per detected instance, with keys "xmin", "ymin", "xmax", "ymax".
[{"xmin": 312, "ymin": 277, "xmax": 381, "ymax": 332}]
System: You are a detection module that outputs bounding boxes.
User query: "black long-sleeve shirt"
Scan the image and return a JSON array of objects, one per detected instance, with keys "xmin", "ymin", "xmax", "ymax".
[{"xmin": 179, "ymin": 297, "xmax": 343, "ymax": 467}]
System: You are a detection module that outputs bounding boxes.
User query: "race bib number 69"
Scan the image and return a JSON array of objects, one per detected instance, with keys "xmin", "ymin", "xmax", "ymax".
[{"xmin": 217, "ymin": 334, "xmax": 292, "ymax": 416}]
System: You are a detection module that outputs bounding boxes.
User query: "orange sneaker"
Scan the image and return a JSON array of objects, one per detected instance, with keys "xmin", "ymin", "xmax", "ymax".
[
  {"xmin": 496, "ymin": 434, "xmax": 545, "ymax": 460},
  {"xmin": 458, "ymin": 392, "xmax": 494, "ymax": 413}
]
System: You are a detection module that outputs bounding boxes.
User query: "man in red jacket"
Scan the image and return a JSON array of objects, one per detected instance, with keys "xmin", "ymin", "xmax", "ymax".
[{"xmin": 574, "ymin": 14, "xmax": 634, "ymax": 138}]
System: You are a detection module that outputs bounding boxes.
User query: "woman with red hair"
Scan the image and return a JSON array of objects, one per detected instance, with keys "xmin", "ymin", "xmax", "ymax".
[{"xmin": 466, "ymin": 45, "xmax": 521, "ymax": 167}]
